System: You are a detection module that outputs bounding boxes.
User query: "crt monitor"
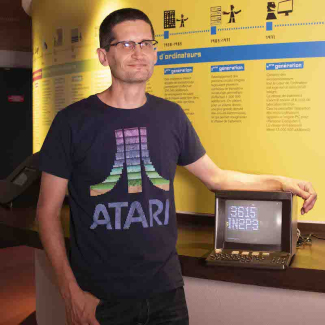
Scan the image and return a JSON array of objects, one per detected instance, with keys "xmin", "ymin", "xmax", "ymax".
[
  {"xmin": 215, "ymin": 190, "xmax": 297, "ymax": 253},
  {"xmin": 206, "ymin": 190, "xmax": 298, "ymax": 269}
]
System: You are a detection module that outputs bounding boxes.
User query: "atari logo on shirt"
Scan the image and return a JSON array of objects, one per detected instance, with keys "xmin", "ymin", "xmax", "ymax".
[{"xmin": 90, "ymin": 127, "xmax": 170, "ymax": 196}]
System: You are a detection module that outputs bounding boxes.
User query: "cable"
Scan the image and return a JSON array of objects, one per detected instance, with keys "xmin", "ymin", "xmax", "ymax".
[
  {"xmin": 296, "ymin": 231, "xmax": 312, "ymax": 248},
  {"xmin": 311, "ymin": 234, "xmax": 325, "ymax": 240},
  {"xmin": 296, "ymin": 229, "xmax": 325, "ymax": 247},
  {"xmin": 297, "ymin": 228, "xmax": 301, "ymax": 241}
]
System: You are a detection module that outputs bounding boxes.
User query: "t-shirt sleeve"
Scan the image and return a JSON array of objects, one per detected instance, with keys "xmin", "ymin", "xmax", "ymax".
[
  {"xmin": 39, "ymin": 111, "xmax": 72, "ymax": 179},
  {"xmin": 177, "ymin": 106, "xmax": 206, "ymax": 166}
]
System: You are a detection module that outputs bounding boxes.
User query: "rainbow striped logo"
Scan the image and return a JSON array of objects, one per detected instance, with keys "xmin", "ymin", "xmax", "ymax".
[{"xmin": 90, "ymin": 127, "xmax": 170, "ymax": 196}]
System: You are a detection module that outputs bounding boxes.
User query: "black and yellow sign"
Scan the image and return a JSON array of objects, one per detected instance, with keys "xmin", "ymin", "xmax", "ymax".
[{"xmin": 32, "ymin": 0, "xmax": 324, "ymax": 222}]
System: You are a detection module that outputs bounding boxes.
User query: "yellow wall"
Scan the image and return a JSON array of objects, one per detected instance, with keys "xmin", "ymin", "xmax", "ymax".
[{"xmin": 32, "ymin": 0, "xmax": 324, "ymax": 221}]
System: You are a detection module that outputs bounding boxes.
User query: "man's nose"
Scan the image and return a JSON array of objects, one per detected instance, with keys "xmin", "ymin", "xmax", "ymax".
[{"xmin": 131, "ymin": 44, "xmax": 144, "ymax": 57}]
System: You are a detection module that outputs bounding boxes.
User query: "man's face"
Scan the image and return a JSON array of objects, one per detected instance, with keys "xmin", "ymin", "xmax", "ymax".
[{"xmin": 105, "ymin": 20, "xmax": 157, "ymax": 84}]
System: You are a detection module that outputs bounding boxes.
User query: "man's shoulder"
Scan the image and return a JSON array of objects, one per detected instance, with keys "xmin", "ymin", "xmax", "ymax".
[
  {"xmin": 57, "ymin": 95, "xmax": 99, "ymax": 120},
  {"xmin": 147, "ymin": 93, "xmax": 181, "ymax": 111},
  {"xmin": 50, "ymin": 95, "xmax": 104, "ymax": 133}
]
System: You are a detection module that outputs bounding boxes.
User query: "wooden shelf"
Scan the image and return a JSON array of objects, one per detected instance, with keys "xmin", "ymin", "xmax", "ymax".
[{"xmin": 1, "ymin": 205, "xmax": 325, "ymax": 294}]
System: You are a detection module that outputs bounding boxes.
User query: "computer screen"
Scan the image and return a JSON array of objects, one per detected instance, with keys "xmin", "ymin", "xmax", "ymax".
[{"xmin": 225, "ymin": 200, "xmax": 282, "ymax": 245}]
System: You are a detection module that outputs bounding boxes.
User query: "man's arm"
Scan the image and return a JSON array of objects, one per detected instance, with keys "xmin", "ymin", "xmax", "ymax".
[
  {"xmin": 184, "ymin": 154, "xmax": 317, "ymax": 214},
  {"xmin": 36, "ymin": 172, "xmax": 100, "ymax": 325}
]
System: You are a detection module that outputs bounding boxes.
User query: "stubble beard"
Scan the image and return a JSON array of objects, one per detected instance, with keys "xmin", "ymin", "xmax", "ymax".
[{"xmin": 111, "ymin": 64, "xmax": 154, "ymax": 84}]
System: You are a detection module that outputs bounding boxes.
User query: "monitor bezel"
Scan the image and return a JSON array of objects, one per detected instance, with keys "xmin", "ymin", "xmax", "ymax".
[{"xmin": 214, "ymin": 191, "xmax": 293, "ymax": 253}]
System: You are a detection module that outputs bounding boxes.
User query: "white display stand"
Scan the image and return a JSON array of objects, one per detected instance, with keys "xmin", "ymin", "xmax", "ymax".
[
  {"xmin": 35, "ymin": 249, "xmax": 66, "ymax": 324},
  {"xmin": 35, "ymin": 249, "xmax": 325, "ymax": 325},
  {"xmin": 184, "ymin": 276, "xmax": 325, "ymax": 325}
]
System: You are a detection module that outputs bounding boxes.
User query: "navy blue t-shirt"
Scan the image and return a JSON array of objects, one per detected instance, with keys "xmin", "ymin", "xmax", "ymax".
[{"xmin": 39, "ymin": 93, "xmax": 206, "ymax": 299}]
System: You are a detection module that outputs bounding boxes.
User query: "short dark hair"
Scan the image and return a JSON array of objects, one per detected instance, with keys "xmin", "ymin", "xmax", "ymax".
[{"xmin": 99, "ymin": 8, "xmax": 155, "ymax": 50}]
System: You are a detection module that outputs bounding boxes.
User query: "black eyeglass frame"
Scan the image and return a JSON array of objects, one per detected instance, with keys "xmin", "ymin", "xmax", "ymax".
[{"xmin": 104, "ymin": 39, "xmax": 158, "ymax": 51}]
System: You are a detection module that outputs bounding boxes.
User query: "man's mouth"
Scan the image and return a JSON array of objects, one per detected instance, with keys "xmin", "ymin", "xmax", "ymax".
[
  {"xmin": 128, "ymin": 63, "xmax": 147, "ymax": 67},
  {"xmin": 129, "ymin": 65, "xmax": 146, "ymax": 68}
]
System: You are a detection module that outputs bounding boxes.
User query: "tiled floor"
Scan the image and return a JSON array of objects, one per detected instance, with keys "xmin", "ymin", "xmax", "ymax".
[{"xmin": 0, "ymin": 246, "xmax": 36, "ymax": 325}]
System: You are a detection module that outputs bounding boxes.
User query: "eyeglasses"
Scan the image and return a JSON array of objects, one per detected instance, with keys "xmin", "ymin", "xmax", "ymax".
[{"xmin": 106, "ymin": 40, "xmax": 158, "ymax": 52}]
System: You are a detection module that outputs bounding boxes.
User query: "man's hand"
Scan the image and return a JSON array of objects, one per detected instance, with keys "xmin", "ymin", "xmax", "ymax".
[
  {"xmin": 64, "ymin": 285, "xmax": 100, "ymax": 325},
  {"xmin": 279, "ymin": 176, "xmax": 317, "ymax": 215}
]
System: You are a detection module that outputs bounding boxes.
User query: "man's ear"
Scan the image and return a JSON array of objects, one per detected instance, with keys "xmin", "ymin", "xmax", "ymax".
[{"xmin": 97, "ymin": 48, "xmax": 109, "ymax": 66}]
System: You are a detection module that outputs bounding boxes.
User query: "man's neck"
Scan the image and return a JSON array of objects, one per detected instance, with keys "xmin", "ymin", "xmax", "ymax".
[{"xmin": 98, "ymin": 81, "xmax": 147, "ymax": 109}]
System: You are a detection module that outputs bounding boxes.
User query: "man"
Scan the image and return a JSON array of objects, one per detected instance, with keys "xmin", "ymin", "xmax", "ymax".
[{"xmin": 37, "ymin": 8, "xmax": 317, "ymax": 325}]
